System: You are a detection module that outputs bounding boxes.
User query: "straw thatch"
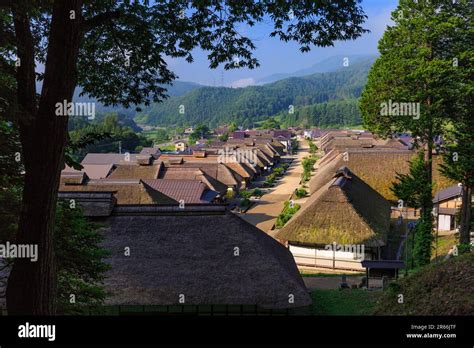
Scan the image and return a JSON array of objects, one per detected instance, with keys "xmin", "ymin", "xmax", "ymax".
[
  {"xmin": 59, "ymin": 181, "xmax": 176, "ymax": 205},
  {"xmin": 107, "ymin": 164, "xmax": 160, "ymax": 180},
  {"xmin": 309, "ymin": 150, "xmax": 454, "ymax": 201},
  {"xmin": 101, "ymin": 212, "xmax": 311, "ymax": 309},
  {"xmin": 277, "ymin": 167, "xmax": 391, "ymax": 247}
]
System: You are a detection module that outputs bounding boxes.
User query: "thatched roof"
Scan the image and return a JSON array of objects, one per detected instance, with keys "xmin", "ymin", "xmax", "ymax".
[
  {"xmin": 107, "ymin": 164, "xmax": 160, "ymax": 180},
  {"xmin": 101, "ymin": 212, "xmax": 311, "ymax": 309},
  {"xmin": 224, "ymin": 162, "xmax": 254, "ymax": 179},
  {"xmin": 59, "ymin": 180, "xmax": 176, "ymax": 205},
  {"xmin": 309, "ymin": 149, "xmax": 454, "ymax": 201},
  {"xmin": 142, "ymin": 179, "xmax": 216, "ymax": 204},
  {"xmin": 82, "ymin": 153, "xmax": 137, "ymax": 165},
  {"xmin": 277, "ymin": 167, "xmax": 391, "ymax": 247},
  {"xmin": 158, "ymin": 167, "xmax": 228, "ymax": 194}
]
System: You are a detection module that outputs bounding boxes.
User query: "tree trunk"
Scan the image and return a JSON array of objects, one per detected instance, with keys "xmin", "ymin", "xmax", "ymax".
[
  {"xmin": 459, "ymin": 185, "xmax": 472, "ymax": 246},
  {"xmin": 6, "ymin": 0, "xmax": 83, "ymax": 315}
]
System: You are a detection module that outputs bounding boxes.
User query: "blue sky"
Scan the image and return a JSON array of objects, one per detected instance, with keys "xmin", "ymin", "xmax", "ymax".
[{"xmin": 167, "ymin": 0, "xmax": 399, "ymax": 87}]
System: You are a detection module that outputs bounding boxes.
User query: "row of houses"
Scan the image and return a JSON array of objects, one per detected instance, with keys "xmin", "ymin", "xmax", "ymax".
[
  {"xmin": 60, "ymin": 132, "xmax": 288, "ymax": 204},
  {"xmin": 53, "ymin": 130, "xmax": 315, "ymax": 311},
  {"xmin": 275, "ymin": 129, "xmax": 458, "ymax": 271}
]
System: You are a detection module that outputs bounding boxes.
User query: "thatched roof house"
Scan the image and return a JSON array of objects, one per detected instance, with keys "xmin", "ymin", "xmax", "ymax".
[
  {"xmin": 101, "ymin": 208, "xmax": 311, "ymax": 309},
  {"xmin": 278, "ymin": 167, "xmax": 391, "ymax": 248},
  {"xmin": 309, "ymin": 149, "xmax": 453, "ymax": 201}
]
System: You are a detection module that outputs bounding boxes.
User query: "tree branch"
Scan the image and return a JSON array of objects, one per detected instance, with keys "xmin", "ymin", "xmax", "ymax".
[{"xmin": 82, "ymin": 11, "xmax": 121, "ymax": 32}]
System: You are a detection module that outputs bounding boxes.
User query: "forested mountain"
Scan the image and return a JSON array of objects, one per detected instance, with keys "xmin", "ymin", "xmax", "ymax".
[
  {"xmin": 256, "ymin": 54, "xmax": 376, "ymax": 85},
  {"xmin": 135, "ymin": 57, "xmax": 375, "ymax": 129}
]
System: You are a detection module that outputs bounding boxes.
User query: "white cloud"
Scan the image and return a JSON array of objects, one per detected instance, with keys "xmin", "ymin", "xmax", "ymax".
[{"xmin": 229, "ymin": 78, "xmax": 255, "ymax": 88}]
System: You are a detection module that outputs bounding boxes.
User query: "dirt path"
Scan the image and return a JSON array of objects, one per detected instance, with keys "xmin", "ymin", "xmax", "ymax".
[{"xmin": 238, "ymin": 140, "xmax": 308, "ymax": 234}]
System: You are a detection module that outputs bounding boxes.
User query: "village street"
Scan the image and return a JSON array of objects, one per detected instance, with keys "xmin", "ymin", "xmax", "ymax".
[{"xmin": 239, "ymin": 140, "xmax": 309, "ymax": 235}]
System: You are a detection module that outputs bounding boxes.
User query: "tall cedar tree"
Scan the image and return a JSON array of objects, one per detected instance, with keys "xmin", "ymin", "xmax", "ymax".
[
  {"xmin": 0, "ymin": 0, "xmax": 368, "ymax": 314},
  {"xmin": 439, "ymin": 48, "xmax": 474, "ymax": 248},
  {"xmin": 392, "ymin": 151, "xmax": 433, "ymax": 266},
  {"xmin": 359, "ymin": 0, "xmax": 471, "ymax": 265}
]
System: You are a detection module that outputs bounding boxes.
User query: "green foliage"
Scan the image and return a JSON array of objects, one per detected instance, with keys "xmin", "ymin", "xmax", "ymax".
[
  {"xmin": 54, "ymin": 202, "xmax": 110, "ymax": 314},
  {"xmin": 252, "ymin": 188, "xmax": 263, "ymax": 197},
  {"xmin": 151, "ymin": 128, "xmax": 169, "ymax": 144},
  {"xmin": 360, "ymin": 0, "xmax": 472, "ymax": 264},
  {"xmin": 308, "ymin": 140, "xmax": 318, "ymax": 155},
  {"xmin": 188, "ymin": 124, "xmax": 210, "ymax": 145},
  {"xmin": 239, "ymin": 198, "xmax": 251, "ymax": 208},
  {"xmin": 412, "ymin": 219, "xmax": 433, "ymax": 268},
  {"xmin": 218, "ymin": 133, "xmax": 229, "ymax": 142},
  {"xmin": 391, "ymin": 151, "xmax": 432, "ymax": 210},
  {"xmin": 265, "ymin": 173, "xmax": 277, "ymax": 185},
  {"xmin": 69, "ymin": 113, "xmax": 151, "ymax": 161},
  {"xmin": 275, "ymin": 201, "xmax": 301, "ymax": 229},
  {"xmin": 239, "ymin": 190, "xmax": 253, "ymax": 199},
  {"xmin": 259, "ymin": 117, "xmax": 280, "ymax": 130},
  {"xmin": 392, "ymin": 151, "xmax": 433, "ymax": 267},
  {"xmin": 273, "ymin": 167, "xmax": 284, "ymax": 176},
  {"xmin": 281, "ymin": 98, "xmax": 363, "ymax": 128},
  {"xmin": 0, "ymin": 120, "xmax": 23, "ymax": 241},
  {"xmin": 295, "ymin": 188, "xmax": 308, "ymax": 198},
  {"xmin": 374, "ymin": 252, "xmax": 474, "ymax": 315},
  {"xmin": 311, "ymin": 289, "xmax": 379, "ymax": 316},
  {"xmin": 301, "ymin": 156, "xmax": 317, "ymax": 182},
  {"xmin": 136, "ymin": 60, "xmax": 373, "ymax": 128},
  {"xmin": 228, "ymin": 122, "xmax": 238, "ymax": 133}
]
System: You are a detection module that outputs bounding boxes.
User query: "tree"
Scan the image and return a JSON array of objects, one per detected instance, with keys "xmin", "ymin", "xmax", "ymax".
[
  {"xmin": 440, "ymin": 120, "xmax": 474, "ymax": 249},
  {"xmin": 228, "ymin": 122, "xmax": 238, "ymax": 133},
  {"xmin": 54, "ymin": 202, "xmax": 110, "ymax": 314},
  {"xmin": 359, "ymin": 0, "xmax": 471, "ymax": 265},
  {"xmin": 392, "ymin": 151, "xmax": 433, "ymax": 266},
  {"xmin": 260, "ymin": 117, "xmax": 280, "ymax": 130},
  {"xmin": 1, "ymin": 0, "xmax": 368, "ymax": 314},
  {"xmin": 188, "ymin": 124, "xmax": 210, "ymax": 144},
  {"xmin": 439, "ymin": 46, "xmax": 474, "ymax": 250}
]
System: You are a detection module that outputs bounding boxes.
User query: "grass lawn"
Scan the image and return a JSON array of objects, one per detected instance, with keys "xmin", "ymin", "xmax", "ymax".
[{"xmin": 310, "ymin": 289, "xmax": 380, "ymax": 315}]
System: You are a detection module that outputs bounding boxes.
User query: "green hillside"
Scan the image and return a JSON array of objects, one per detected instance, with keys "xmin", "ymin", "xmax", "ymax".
[
  {"xmin": 135, "ymin": 58, "xmax": 375, "ymax": 128},
  {"xmin": 375, "ymin": 253, "xmax": 474, "ymax": 316}
]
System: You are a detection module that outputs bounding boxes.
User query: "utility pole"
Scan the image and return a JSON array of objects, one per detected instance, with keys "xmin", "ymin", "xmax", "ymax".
[{"xmin": 118, "ymin": 141, "xmax": 122, "ymax": 154}]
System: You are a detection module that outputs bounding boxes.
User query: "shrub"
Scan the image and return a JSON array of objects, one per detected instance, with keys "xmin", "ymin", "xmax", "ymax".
[
  {"xmin": 273, "ymin": 167, "xmax": 284, "ymax": 176},
  {"xmin": 265, "ymin": 173, "xmax": 277, "ymax": 185},
  {"xmin": 275, "ymin": 201, "xmax": 301, "ymax": 229},
  {"xmin": 295, "ymin": 188, "xmax": 307, "ymax": 198},
  {"xmin": 240, "ymin": 198, "xmax": 251, "ymax": 208},
  {"xmin": 239, "ymin": 189, "xmax": 253, "ymax": 199}
]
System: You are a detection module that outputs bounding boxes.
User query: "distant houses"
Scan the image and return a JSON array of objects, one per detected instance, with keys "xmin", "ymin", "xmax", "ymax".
[{"xmin": 57, "ymin": 131, "xmax": 311, "ymax": 312}]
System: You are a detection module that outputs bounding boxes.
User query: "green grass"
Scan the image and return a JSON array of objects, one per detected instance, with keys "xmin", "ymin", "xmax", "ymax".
[{"xmin": 310, "ymin": 289, "xmax": 379, "ymax": 315}]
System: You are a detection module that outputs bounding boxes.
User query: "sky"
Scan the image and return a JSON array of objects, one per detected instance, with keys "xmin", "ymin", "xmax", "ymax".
[{"xmin": 167, "ymin": 0, "xmax": 399, "ymax": 87}]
